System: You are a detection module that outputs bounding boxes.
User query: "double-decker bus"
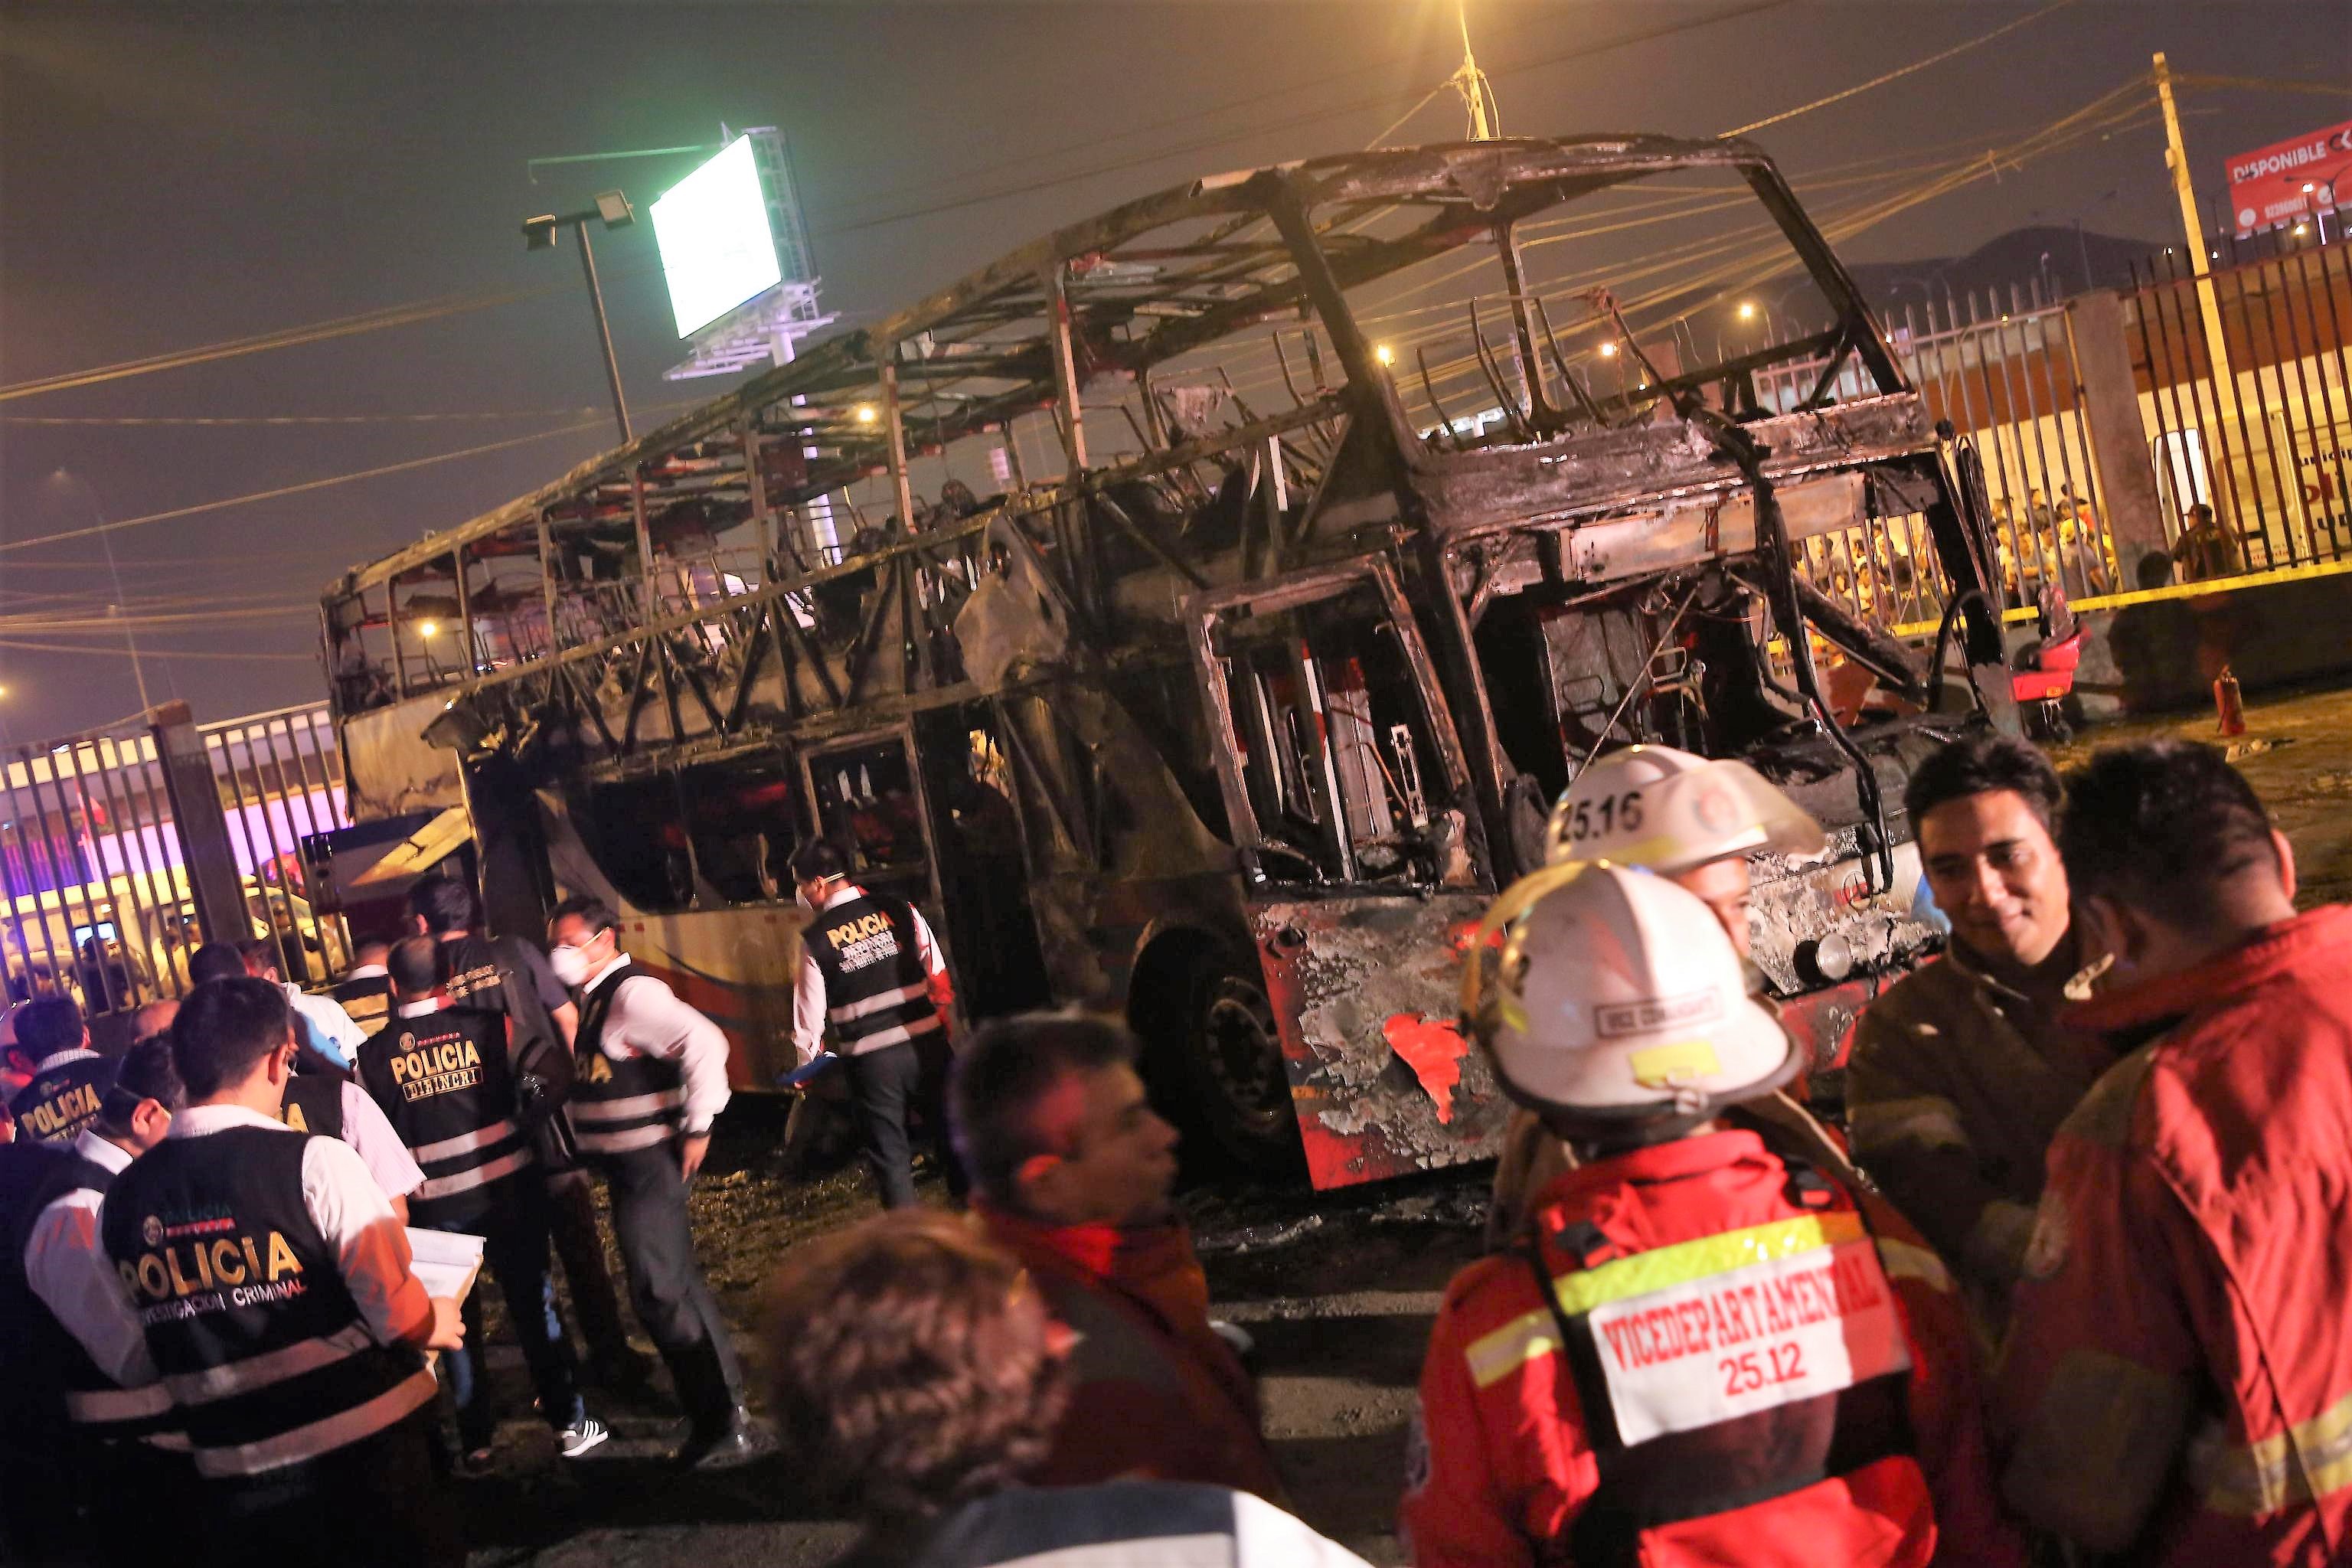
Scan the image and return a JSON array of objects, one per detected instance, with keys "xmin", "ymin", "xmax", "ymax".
[{"xmin": 319, "ymin": 135, "xmax": 2019, "ymax": 1187}]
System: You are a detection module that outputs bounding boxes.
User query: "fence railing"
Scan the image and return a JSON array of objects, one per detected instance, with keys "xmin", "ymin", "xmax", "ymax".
[{"xmin": 0, "ymin": 701, "xmax": 351, "ymax": 1024}]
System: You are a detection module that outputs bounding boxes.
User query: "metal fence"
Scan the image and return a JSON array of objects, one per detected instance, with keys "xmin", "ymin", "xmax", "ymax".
[
  {"xmin": 0, "ymin": 702, "xmax": 351, "ymax": 1024},
  {"xmin": 2126, "ymin": 243, "xmax": 2352, "ymax": 576},
  {"xmin": 1759, "ymin": 280, "xmax": 2121, "ymax": 632}
]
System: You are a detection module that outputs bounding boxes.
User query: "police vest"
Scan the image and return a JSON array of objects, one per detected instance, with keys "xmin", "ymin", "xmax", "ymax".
[
  {"xmin": 279, "ymin": 1073, "xmax": 346, "ymax": 1140},
  {"xmin": 1520, "ymin": 1168, "xmax": 1919, "ymax": 1566},
  {"xmin": 358, "ymin": 1005, "xmax": 531, "ymax": 1229},
  {"xmin": 569, "ymin": 963, "xmax": 684, "ymax": 1160},
  {"xmin": 802, "ymin": 891, "xmax": 942, "ymax": 1055},
  {"xmin": 9, "ymin": 1055, "xmax": 114, "ymax": 1146},
  {"xmin": 0, "ymin": 1143, "xmax": 175, "ymax": 1446},
  {"xmin": 100, "ymin": 1125, "xmax": 435, "ymax": 1479}
]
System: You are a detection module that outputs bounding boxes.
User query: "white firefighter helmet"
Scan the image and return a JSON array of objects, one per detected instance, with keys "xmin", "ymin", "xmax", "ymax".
[
  {"xmin": 1545, "ymin": 744, "xmax": 1826, "ymax": 872},
  {"xmin": 1464, "ymin": 863, "xmax": 1798, "ymax": 1120}
]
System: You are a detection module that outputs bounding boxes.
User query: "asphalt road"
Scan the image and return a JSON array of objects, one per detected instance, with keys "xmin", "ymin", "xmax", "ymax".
[{"xmin": 456, "ymin": 681, "xmax": 2352, "ymax": 1566}]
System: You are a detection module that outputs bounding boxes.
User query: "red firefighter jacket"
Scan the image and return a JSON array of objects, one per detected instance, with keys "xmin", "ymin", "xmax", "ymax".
[
  {"xmin": 1998, "ymin": 906, "xmax": 2352, "ymax": 1566},
  {"xmin": 1403, "ymin": 1129, "xmax": 2018, "ymax": 1568}
]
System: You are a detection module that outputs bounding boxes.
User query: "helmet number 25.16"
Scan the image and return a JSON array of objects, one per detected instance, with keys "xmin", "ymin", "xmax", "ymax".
[{"xmin": 1564, "ymin": 790, "xmax": 1644, "ymax": 843}]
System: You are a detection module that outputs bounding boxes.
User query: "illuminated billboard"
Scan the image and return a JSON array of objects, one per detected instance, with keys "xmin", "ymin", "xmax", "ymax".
[{"xmin": 650, "ymin": 136, "xmax": 784, "ymax": 338}]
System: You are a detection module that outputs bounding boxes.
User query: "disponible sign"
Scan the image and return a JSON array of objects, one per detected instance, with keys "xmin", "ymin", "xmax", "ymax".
[{"xmin": 2226, "ymin": 120, "xmax": 2352, "ymax": 237}]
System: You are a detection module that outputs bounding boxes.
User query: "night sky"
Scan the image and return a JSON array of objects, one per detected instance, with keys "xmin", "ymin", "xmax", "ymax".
[{"xmin": 0, "ymin": 0, "xmax": 2337, "ymax": 739}]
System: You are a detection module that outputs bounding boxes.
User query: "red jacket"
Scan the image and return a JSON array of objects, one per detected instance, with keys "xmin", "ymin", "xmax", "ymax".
[
  {"xmin": 976, "ymin": 1203, "xmax": 1284, "ymax": 1503},
  {"xmin": 1998, "ymin": 906, "xmax": 2352, "ymax": 1566},
  {"xmin": 1403, "ymin": 1129, "xmax": 2017, "ymax": 1567}
]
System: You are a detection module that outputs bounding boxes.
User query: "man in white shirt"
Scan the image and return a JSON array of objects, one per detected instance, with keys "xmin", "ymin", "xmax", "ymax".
[
  {"xmin": 189, "ymin": 941, "xmax": 369, "ymax": 1070},
  {"xmin": 1, "ymin": 1036, "xmax": 183, "ymax": 1565},
  {"xmin": 99, "ymin": 978, "xmax": 465, "ymax": 1565},
  {"xmin": 548, "ymin": 895, "xmax": 761, "ymax": 1470}
]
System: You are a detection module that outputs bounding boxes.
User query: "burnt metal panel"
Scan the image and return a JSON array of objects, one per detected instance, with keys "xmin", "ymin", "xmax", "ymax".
[{"xmin": 1250, "ymin": 893, "xmax": 1508, "ymax": 1189}]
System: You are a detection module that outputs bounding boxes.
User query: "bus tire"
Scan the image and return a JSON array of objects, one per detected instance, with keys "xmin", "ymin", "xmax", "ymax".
[{"xmin": 1159, "ymin": 955, "xmax": 1304, "ymax": 1181}]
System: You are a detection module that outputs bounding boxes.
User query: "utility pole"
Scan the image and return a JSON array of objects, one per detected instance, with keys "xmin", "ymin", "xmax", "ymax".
[
  {"xmin": 2153, "ymin": 52, "xmax": 2243, "ymax": 495},
  {"xmin": 1452, "ymin": 2, "xmax": 1498, "ymax": 141}
]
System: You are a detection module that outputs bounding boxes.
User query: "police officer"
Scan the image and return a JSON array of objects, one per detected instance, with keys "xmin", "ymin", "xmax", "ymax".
[
  {"xmin": 277, "ymin": 1055, "xmax": 425, "ymax": 1223},
  {"xmin": 101, "ymin": 978, "xmax": 466, "ymax": 1567},
  {"xmin": 332, "ymin": 938, "xmax": 394, "ymax": 1037},
  {"xmin": 1, "ymin": 1037, "xmax": 185, "ymax": 1566},
  {"xmin": 547, "ymin": 895, "xmax": 760, "ymax": 1469},
  {"xmin": 7, "ymin": 996, "xmax": 113, "ymax": 1146},
  {"xmin": 410, "ymin": 874, "xmax": 645, "ymax": 1390},
  {"xmin": 358, "ymin": 936, "xmax": 605, "ymax": 1465},
  {"xmin": 1403, "ymin": 867, "xmax": 2018, "ymax": 1566},
  {"xmin": 787, "ymin": 838, "xmax": 962, "ymax": 1209}
]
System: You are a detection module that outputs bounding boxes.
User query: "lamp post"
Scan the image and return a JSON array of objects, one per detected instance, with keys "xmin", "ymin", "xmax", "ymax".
[{"xmin": 524, "ymin": 191, "xmax": 636, "ymax": 446}]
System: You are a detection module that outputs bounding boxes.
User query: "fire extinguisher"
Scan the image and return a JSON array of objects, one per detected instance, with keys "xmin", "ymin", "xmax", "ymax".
[{"xmin": 2214, "ymin": 665, "xmax": 2246, "ymax": 737}]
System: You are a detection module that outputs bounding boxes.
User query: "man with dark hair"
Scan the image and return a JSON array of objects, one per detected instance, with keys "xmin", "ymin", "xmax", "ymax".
[
  {"xmin": 102, "ymin": 978, "xmax": 464, "ymax": 1566},
  {"xmin": 2001, "ymin": 741, "xmax": 2352, "ymax": 1563},
  {"xmin": 7, "ymin": 995, "xmax": 113, "ymax": 1145},
  {"xmin": 405, "ymin": 874, "xmax": 642, "ymax": 1389},
  {"xmin": 186, "ymin": 942, "xmax": 245, "ymax": 988},
  {"xmin": 788, "ymin": 836, "xmax": 959, "ymax": 1210},
  {"xmin": 547, "ymin": 894, "xmax": 757, "ymax": 1468},
  {"xmin": 238, "ymin": 936, "xmax": 368, "ymax": 1069},
  {"xmin": 358, "ymin": 937, "xmax": 604, "ymax": 1466},
  {"xmin": 948, "ymin": 1012, "xmax": 1279, "ymax": 1500},
  {"xmin": 0, "ymin": 1037, "xmax": 183, "ymax": 1564},
  {"xmin": 764, "ymin": 1209, "xmax": 1369, "ymax": 1568},
  {"xmin": 1847, "ymin": 730, "xmax": 2113, "ymax": 1301},
  {"xmin": 332, "ymin": 937, "xmax": 395, "ymax": 1037}
]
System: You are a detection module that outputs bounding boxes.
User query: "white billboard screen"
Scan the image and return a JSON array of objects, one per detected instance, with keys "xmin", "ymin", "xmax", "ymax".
[{"xmin": 650, "ymin": 136, "xmax": 783, "ymax": 338}]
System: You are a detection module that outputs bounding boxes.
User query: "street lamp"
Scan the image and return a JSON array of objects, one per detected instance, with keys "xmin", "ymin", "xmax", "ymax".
[
  {"xmin": 524, "ymin": 190, "xmax": 636, "ymax": 446},
  {"xmin": 1374, "ymin": 343, "xmax": 1395, "ymax": 366}
]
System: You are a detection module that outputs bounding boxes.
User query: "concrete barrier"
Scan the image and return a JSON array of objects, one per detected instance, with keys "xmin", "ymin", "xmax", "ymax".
[{"xmin": 2057, "ymin": 561, "xmax": 2352, "ymax": 720}]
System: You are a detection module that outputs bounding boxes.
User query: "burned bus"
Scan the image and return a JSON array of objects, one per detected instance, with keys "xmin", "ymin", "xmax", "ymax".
[{"xmin": 319, "ymin": 136, "xmax": 2020, "ymax": 1188}]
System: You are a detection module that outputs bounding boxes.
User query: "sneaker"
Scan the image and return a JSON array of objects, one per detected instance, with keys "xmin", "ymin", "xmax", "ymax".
[{"xmin": 559, "ymin": 1416, "xmax": 611, "ymax": 1459}]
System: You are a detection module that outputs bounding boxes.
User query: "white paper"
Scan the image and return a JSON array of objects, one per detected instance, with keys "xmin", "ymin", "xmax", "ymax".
[{"xmin": 403, "ymin": 1227, "xmax": 485, "ymax": 1304}]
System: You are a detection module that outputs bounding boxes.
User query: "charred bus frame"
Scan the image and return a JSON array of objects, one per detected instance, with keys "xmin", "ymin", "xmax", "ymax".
[{"xmin": 322, "ymin": 136, "xmax": 2016, "ymax": 1186}]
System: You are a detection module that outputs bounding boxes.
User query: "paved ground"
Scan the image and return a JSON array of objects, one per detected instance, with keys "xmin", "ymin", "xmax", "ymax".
[{"xmin": 455, "ymin": 681, "xmax": 2352, "ymax": 1566}]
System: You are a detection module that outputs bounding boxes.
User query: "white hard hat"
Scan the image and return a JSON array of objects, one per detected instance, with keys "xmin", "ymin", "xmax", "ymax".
[
  {"xmin": 1546, "ymin": 745, "xmax": 1826, "ymax": 872},
  {"xmin": 1467, "ymin": 864, "xmax": 1798, "ymax": 1120}
]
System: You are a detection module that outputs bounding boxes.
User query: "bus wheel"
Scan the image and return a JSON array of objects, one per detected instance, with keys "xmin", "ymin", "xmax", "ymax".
[{"xmin": 1181, "ymin": 964, "xmax": 1302, "ymax": 1179}]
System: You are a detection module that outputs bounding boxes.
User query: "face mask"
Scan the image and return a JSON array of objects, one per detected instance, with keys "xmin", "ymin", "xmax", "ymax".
[{"xmin": 549, "ymin": 942, "xmax": 595, "ymax": 988}]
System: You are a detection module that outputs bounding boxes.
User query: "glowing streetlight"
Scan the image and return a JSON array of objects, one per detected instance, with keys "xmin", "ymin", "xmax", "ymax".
[
  {"xmin": 1736, "ymin": 302, "xmax": 1757, "ymax": 321},
  {"xmin": 416, "ymin": 620, "xmax": 441, "ymax": 639},
  {"xmin": 2295, "ymin": 222, "xmax": 2313, "ymax": 238},
  {"xmin": 854, "ymin": 404, "xmax": 877, "ymax": 425},
  {"xmin": 1374, "ymin": 343, "xmax": 1395, "ymax": 366},
  {"xmin": 1598, "ymin": 341, "xmax": 1618, "ymax": 358}
]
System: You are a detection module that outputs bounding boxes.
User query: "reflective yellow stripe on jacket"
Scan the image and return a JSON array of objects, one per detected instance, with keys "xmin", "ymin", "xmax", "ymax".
[{"xmin": 1463, "ymin": 1213, "xmax": 1868, "ymax": 1390}]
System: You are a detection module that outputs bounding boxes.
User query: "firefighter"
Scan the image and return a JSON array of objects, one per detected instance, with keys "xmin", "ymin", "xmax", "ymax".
[
  {"xmin": 7, "ymin": 996, "xmax": 114, "ymax": 1147},
  {"xmin": 1486, "ymin": 744, "xmax": 1825, "ymax": 1246},
  {"xmin": 547, "ymin": 895, "xmax": 761, "ymax": 1469},
  {"xmin": 100, "ymin": 978, "xmax": 465, "ymax": 1567},
  {"xmin": 2000, "ymin": 740, "xmax": 2352, "ymax": 1563},
  {"xmin": 787, "ymin": 837, "xmax": 962, "ymax": 1210},
  {"xmin": 0, "ymin": 1036, "xmax": 184, "ymax": 1566},
  {"xmin": 357, "ymin": 937, "xmax": 606, "ymax": 1467},
  {"xmin": 1403, "ymin": 866, "xmax": 2016, "ymax": 1566}
]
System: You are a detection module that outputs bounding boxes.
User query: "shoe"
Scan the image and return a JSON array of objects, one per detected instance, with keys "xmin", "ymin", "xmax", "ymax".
[
  {"xmin": 558, "ymin": 1416, "xmax": 610, "ymax": 1459},
  {"xmin": 675, "ymin": 1407, "xmax": 769, "ymax": 1472}
]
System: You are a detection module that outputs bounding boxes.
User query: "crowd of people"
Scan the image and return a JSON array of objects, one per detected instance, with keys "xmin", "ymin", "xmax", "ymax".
[{"xmin": 0, "ymin": 730, "xmax": 2344, "ymax": 1567}]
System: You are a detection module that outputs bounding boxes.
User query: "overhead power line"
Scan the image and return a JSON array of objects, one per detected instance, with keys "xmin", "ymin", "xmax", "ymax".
[
  {"xmin": 0, "ymin": 407, "xmax": 608, "ymax": 427},
  {"xmin": 1720, "ymin": 0, "xmax": 2077, "ymax": 138},
  {"xmin": 0, "ymin": 420, "xmax": 605, "ymax": 557}
]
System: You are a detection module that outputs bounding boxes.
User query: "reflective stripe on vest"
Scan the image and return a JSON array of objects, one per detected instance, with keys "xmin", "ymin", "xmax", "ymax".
[
  {"xmin": 1482, "ymin": 1201, "xmax": 1919, "ymax": 1566},
  {"xmin": 803, "ymin": 893, "xmax": 941, "ymax": 1055},
  {"xmin": 100, "ymin": 1125, "xmax": 429, "ymax": 1476},
  {"xmin": 572, "ymin": 965, "xmax": 686, "ymax": 1158},
  {"xmin": 361, "ymin": 1008, "xmax": 531, "ymax": 1223}
]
